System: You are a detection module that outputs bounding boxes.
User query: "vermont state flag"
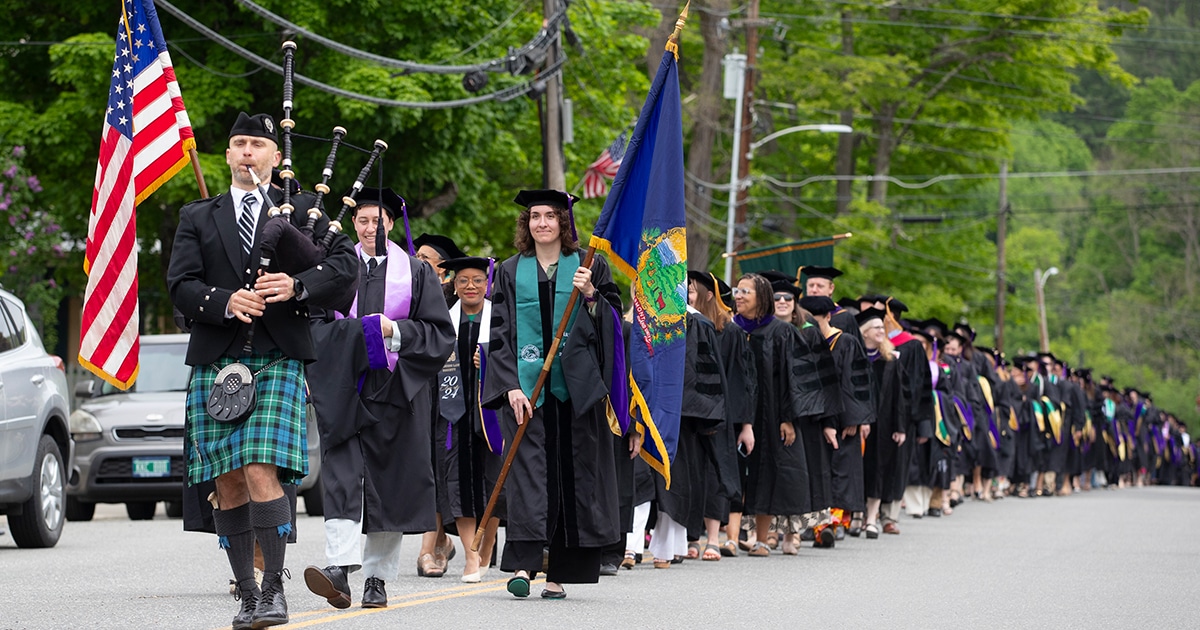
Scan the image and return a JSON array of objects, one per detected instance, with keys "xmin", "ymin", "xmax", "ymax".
[{"xmin": 590, "ymin": 49, "xmax": 687, "ymax": 487}]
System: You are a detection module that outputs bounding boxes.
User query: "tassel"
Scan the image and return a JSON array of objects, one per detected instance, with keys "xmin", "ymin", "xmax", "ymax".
[
  {"xmin": 277, "ymin": 522, "xmax": 293, "ymax": 539},
  {"xmin": 218, "ymin": 535, "xmax": 230, "ymax": 550}
]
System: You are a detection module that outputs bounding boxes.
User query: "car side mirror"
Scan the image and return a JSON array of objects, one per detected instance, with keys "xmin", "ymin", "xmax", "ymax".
[{"xmin": 74, "ymin": 380, "xmax": 96, "ymax": 399}]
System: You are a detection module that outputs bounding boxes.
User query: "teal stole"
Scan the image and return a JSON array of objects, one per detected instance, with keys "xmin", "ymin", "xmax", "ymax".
[{"xmin": 516, "ymin": 252, "xmax": 580, "ymax": 406}]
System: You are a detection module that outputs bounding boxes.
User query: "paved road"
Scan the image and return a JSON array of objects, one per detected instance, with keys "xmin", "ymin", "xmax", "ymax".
[{"xmin": 2, "ymin": 486, "xmax": 1195, "ymax": 629}]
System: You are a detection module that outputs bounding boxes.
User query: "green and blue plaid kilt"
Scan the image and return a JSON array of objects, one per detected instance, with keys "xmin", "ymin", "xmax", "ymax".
[{"xmin": 185, "ymin": 352, "xmax": 308, "ymax": 485}]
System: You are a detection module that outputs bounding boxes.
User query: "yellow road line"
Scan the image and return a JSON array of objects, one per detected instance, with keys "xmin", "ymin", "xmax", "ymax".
[
  {"xmin": 212, "ymin": 577, "xmax": 544, "ymax": 629},
  {"xmin": 284, "ymin": 579, "xmax": 545, "ymax": 628}
]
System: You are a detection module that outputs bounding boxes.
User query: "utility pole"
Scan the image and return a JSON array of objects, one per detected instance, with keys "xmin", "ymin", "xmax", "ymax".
[
  {"xmin": 995, "ymin": 160, "xmax": 1008, "ymax": 353},
  {"xmin": 1035, "ymin": 268, "xmax": 1049, "ymax": 353},
  {"xmin": 731, "ymin": 0, "xmax": 760, "ymax": 267},
  {"xmin": 835, "ymin": 10, "xmax": 855, "ymax": 215},
  {"xmin": 542, "ymin": 0, "xmax": 565, "ymax": 190}
]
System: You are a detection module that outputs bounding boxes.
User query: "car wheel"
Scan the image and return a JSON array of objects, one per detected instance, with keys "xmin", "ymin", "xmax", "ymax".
[
  {"xmin": 7, "ymin": 435, "xmax": 66, "ymax": 548},
  {"xmin": 126, "ymin": 501, "xmax": 157, "ymax": 520},
  {"xmin": 66, "ymin": 496, "xmax": 96, "ymax": 522},
  {"xmin": 165, "ymin": 500, "xmax": 183, "ymax": 519},
  {"xmin": 301, "ymin": 476, "xmax": 324, "ymax": 517}
]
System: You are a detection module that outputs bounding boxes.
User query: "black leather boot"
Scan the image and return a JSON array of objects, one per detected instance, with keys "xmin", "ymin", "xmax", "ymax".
[
  {"xmin": 231, "ymin": 581, "xmax": 259, "ymax": 630},
  {"xmin": 251, "ymin": 569, "xmax": 289, "ymax": 629},
  {"xmin": 304, "ymin": 565, "xmax": 351, "ymax": 609},
  {"xmin": 362, "ymin": 576, "xmax": 387, "ymax": 608}
]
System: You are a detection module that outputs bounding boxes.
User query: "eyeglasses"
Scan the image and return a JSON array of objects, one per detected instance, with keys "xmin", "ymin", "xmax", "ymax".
[
  {"xmin": 864, "ymin": 324, "xmax": 885, "ymax": 331},
  {"xmin": 773, "ymin": 293, "xmax": 794, "ymax": 302},
  {"xmin": 731, "ymin": 287, "xmax": 752, "ymax": 297},
  {"xmin": 455, "ymin": 276, "xmax": 487, "ymax": 287}
]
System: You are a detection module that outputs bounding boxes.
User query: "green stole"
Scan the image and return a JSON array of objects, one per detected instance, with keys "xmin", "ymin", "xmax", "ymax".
[{"xmin": 516, "ymin": 252, "xmax": 580, "ymax": 406}]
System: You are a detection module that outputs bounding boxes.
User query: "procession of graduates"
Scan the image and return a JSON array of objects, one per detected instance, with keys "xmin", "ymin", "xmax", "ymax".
[
  {"xmin": 297, "ymin": 180, "xmax": 1200, "ymax": 612},
  {"xmin": 174, "ymin": 110, "xmax": 1199, "ymax": 630}
]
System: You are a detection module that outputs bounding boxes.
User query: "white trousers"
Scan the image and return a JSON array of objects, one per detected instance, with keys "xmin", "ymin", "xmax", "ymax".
[
  {"xmin": 647, "ymin": 511, "xmax": 688, "ymax": 562},
  {"xmin": 324, "ymin": 518, "xmax": 404, "ymax": 582},
  {"xmin": 626, "ymin": 501, "xmax": 652, "ymax": 554},
  {"xmin": 903, "ymin": 486, "xmax": 932, "ymax": 516}
]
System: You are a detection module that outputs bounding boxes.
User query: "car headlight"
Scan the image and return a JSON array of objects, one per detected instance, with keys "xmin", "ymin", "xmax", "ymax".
[{"xmin": 70, "ymin": 409, "xmax": 103, "ymax": 442}]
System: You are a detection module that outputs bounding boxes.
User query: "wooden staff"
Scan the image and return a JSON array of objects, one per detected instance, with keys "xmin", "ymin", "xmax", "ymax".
[
  {"xmin": 188, "ymin": 147, "xmax": 209, "ymax": 198},
  {"xmin": 471, "ymin": 246, "xmax": 596, "ymax": 552}
]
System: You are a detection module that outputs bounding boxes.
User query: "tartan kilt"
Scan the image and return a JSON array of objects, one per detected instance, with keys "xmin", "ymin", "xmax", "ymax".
[{"xmin": 185, "ymin": 352, "xmax": 308, "ymax": 485}]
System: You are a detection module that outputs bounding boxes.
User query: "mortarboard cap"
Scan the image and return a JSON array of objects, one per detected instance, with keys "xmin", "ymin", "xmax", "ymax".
[
  {"xmin": 799, "ymin": 295, "xmax": 836, "ymax": 315},
  {"xmin": 440, "ymin": 256, "xmax": 496, "ymax": 298},
  {"xmin": 353, "ymin": 187, "xmax": 405, "ymax": 220},
  {"xmin": 856, "ymin": 308, "xmax": 887, "ymax": 326},
  {"xmin": 836, "ymin": 297, "xmax": 860, "ymax": 311},
  {"xmin": 228, "ymin": 111, "xmax": 278, "ymax": 144},
  {"xmin": 759, "ymin": 269, "xmax": 797, "ymax": 286},
  {"xmin": 688, "ymin": 270, "xmax": 731, "ymax": 297},
  {"xmin": 413, "ymin": 233, "xmax": 467, "ymax": 261},
  {"xmin": 885, "ymin": 297, "xmax": 908, "ymax": 315},
  {"xmin": 801, "ymin": 266, "xmax": 843, "ymax": 281},
  {"xmin": 771, "ymin": 281, "xmax": 801, "ymax": 298}
]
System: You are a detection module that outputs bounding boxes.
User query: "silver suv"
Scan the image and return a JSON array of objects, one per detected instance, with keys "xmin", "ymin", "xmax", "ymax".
[
  {"xmin": 0, "ymin": 288, "xmax": 72, "ymax": 548},
  {"xmin": 69, "ymin": 334, "xmax": 323, "ymax": 520}
]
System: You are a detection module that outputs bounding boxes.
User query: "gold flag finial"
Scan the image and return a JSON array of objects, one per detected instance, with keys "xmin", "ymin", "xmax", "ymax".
[{"xmin": 664, "ymin": 1, "xmax": 691, "ymax": 61}]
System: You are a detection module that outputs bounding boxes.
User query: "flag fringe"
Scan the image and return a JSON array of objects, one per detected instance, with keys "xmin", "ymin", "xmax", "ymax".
[
  {"xmin": 78, "ymin": 354, "xmax": 139, "ymax": 391},
  {"xmin": 631, "ymin": 376, "xmax": 671, "ymax": 489}
]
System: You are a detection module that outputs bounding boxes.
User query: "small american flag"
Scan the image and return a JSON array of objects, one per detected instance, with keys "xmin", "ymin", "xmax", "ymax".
[
  {"xmin": 582, "ymin": 131, "xmax": 628, "ymax": 199},
  {"xmin": 80, "ymin": 0, "xmax": 195, "ymax": 390}
]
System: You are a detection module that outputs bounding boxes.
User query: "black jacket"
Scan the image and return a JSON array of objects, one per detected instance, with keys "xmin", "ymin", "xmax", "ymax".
[{"xmin": 167, "ymin": 186, "xmax": 358, "ymax": 365}]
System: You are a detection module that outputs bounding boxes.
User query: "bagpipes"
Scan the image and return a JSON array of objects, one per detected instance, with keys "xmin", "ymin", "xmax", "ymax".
[{"xmin": 251, "ymin": 40, "xmax": 391, "ymax": 277}]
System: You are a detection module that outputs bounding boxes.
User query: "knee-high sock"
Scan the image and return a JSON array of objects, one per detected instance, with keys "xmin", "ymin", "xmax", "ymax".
[
  {"xmin": 213, "ymin": 503, "xmax": 255, "ymax": 589},
  {"xmin": 251, "ymin": 496, "xmax": 292, "ymax": 574}
]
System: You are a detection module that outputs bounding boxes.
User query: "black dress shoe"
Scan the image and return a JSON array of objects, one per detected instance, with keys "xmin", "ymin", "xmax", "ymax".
[
  {"xmin": 927, "ymin": 508, "xmax": 943, "ymax": 517},
  {"xmin": 304, "ymin": 565, "xmax": 351, "ymax": 609},
  {"xmin": 599, "ymin": 562, "xmax": 619, "ymax": 576},
  {"xmin": 362, "ymin": 576, "xmax": 387, "ymax": 609},
  {"xmin": 251, "ymin": 570, "xmax": 288, "ymax": 629},
  {"xmin": 231, "ymin": 582, "xmax": 259, "ymax": 630},
  {"xmin": 541, "ymin": 588, "xmax": 567, "ymax": 600}
]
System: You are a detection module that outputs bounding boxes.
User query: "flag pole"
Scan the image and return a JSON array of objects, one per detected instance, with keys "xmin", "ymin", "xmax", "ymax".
[
  {"xmin": 471, "ymin": 245, "xmax": 596, "ymax": 553},
  {"xmin": 188, "ymin": 147, "xmax": 209, "ymax": 198},
  {"xmin": 472, "ymin": 0, "xmax": 691, "ymax": 555}
]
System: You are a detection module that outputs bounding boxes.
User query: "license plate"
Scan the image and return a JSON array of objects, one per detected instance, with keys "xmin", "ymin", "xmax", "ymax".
[{"xmin": 132, "ymin": 457, "xmax": 170, "ymax": 478}]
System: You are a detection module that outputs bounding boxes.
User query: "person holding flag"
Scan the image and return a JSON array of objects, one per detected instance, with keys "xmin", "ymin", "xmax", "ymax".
[{"xmin": 481, "ymin": 190, "xmax": 625, "ymax": 600}]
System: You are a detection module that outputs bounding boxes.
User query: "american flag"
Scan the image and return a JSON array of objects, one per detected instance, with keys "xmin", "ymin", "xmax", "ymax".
[
  {"xmin": 582, "ymin": 131, "xmax": 628, "ymax": 199},
  {"xmin": 79, "ymin": 0, "xmax": 195, "ymax": 390}
]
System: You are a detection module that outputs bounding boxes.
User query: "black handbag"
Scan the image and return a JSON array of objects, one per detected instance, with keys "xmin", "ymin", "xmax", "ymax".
[{"xmin": 206, "ymin": 358, "xmax": 284, "ymax": 424}]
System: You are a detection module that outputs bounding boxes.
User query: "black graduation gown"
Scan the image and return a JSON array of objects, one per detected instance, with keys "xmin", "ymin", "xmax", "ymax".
[
  {"xmin": 1013, "ymin": 381, "xmax": 1042, "ymax": 480},
  {"xmin": 740, "ymin": 318, "xmax": 818, "ymax": 517},
  {"xmin": 481, "ymin": 254, "xmax": 623, "ymax": 581},
  {"xmin": 307, "ymin": 254, "xmax": 455, "ymax": 533},
  {"xmin": 993, "ymin": 378, "xmax": 1021, "ymax": 479},
  {"xmin": 440, "ymin": 308, "xmax": 505, "ymax": 522},
  {"xmin": 794, "ymin": 323, "xmax": 842, "ymax": 514},
  {"xmin": 1060, "ymin": 380, "xmax": 1088, "ymax": 478},
  {"xmin": 657, "ymin": 311, "xmax": 726, "ymax": 537},
  {"xmin": 946, "ymin": 355, "xmax": 991, "ymax": 475},
  {"xmin": 826, "ymin": 328, "xmax": 873, "ymax": 513},
  {"xmin": 863, "ymin": 353, "xmax": 908, "ymax": 502},
  {"xmin": 894, "ymin": 335, "xmax": 933, "ymax": 489},
  {"xmin": 704, "ymin": 321, "xmax": 753, "ymax": 521},
  {"xmin": 1040, "ymin": 379, "xmax": 1067, "ymax": 474}
]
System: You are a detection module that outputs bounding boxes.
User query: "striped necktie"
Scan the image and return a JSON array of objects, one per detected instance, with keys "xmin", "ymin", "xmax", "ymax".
[{"xmin": 238, "ymin": 194, "xmax": 256, "ymax": 257}]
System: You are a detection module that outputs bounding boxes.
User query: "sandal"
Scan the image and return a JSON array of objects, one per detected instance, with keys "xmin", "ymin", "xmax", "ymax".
[
  {"xmin": 417, "ymin": 553, "xmax": 444, "ymax": 578},
  {"xmin": 747, "ymin": 542, "xmax": 770, "ymax": 557},
  {"xmin": 620, "ymin": 552, "xmax": 636, "ymax": 569},
  {"xmin": 864, "ymin": 523, "xmax": 880, "ymax": 539},
  {"xmin": 719, "ymin": 540, "xmax": 738, "ymax": 557},
  {"xmin": 702, "ymin": 543, "xmax": 721, "ymax": 561},
  {"xmin": 686, "ymin": 542, "xmax": 700, "ymax": 560},
  {"xmin": 765, "ymin": 531, "xmax": 779, "ymax": 549},
  {"xmin": 653, "ymin": 558, "xmax": 672, "ymax": 569}
]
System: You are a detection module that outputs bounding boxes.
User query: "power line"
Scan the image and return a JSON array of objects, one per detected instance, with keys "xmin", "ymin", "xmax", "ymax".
[
  {"xmin": 232, "ymin": 0, "xmax": 565, "ymax": 75},
  {"xmin": 156, "ymin": 0, "xmax": 565, "ymax": 109}
]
